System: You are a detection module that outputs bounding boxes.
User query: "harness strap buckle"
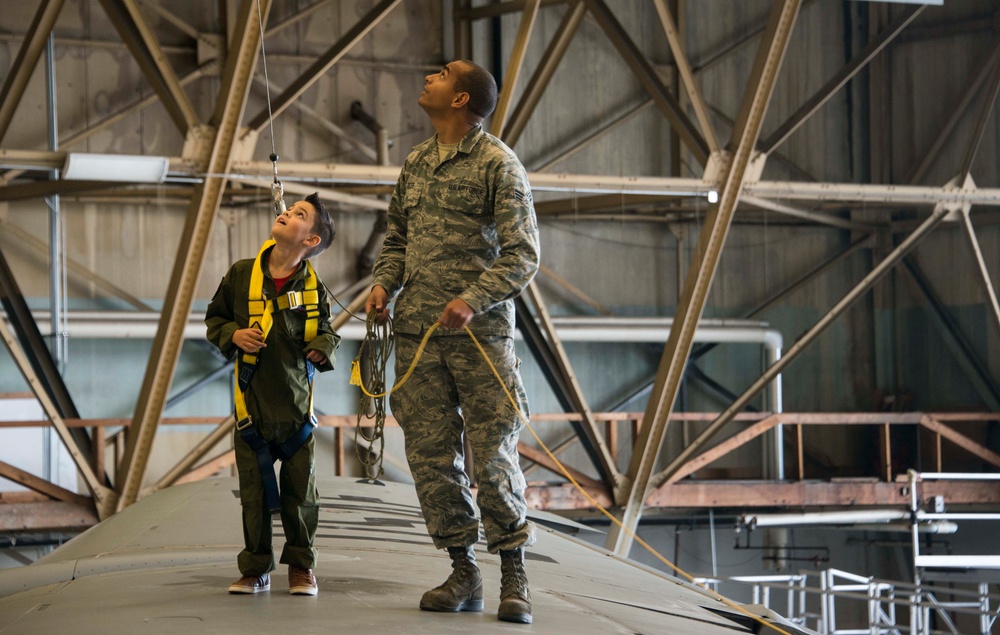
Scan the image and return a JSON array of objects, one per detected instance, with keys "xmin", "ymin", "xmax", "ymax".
[
  {"xmin": 236, "ymin": 416, "xmax": 253, "ymax": 431},
  {"xmin": 284, "ymin": 290, "xmax": 304, "ymax": 310}
]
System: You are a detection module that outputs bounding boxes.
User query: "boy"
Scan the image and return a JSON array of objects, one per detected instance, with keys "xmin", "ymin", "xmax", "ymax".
[{"xmin": 206, "ymin": 192, "xmax": 340, "ymax": 596}]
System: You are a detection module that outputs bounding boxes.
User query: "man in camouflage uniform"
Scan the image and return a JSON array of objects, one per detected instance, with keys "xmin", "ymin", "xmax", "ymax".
[{"xmin": 365, "ymin": 60, "xmax": 539, "ymax": 624}]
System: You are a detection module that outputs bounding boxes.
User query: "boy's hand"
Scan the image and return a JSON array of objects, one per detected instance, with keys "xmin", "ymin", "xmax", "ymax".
[
  {"xmin": 233, "ymin": 327, "xmax": 267, "ymax": 353},
  {"xmin": 365, "ymin": 285, "xmax": 390, "ymax": 323},
  {"xmin": 306, "ymin": 350, "xmax": 328, "ymax": 365}
]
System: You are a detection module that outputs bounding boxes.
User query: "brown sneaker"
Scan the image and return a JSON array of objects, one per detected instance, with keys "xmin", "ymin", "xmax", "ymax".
[
  {"xmin": 289, "ymin": 565, "xmax": 318, "ymax": 596},
  {"xmin": 228, "ymin": 573, "xmax": 270, "ymax": 594}
]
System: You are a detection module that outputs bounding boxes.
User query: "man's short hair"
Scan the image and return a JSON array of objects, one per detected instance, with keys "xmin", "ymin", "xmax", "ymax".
[
  {"xmin": 305, "ymin": 192, "xmax": 335, "ymax": 258},
  {"xmin": 454, "ymin": 60, "xmax": 498, "ymax": 119}
]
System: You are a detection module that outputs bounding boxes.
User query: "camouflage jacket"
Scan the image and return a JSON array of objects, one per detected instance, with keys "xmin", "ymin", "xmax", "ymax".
[{"xmin": 373, "ymin": 124, "xmax": 539, "ymax": 338}]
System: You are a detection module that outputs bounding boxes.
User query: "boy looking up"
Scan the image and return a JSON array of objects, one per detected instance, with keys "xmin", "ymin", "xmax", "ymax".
[{"xmin": 206, "ymin": 192, "xmax": 340, "ymax": 596}]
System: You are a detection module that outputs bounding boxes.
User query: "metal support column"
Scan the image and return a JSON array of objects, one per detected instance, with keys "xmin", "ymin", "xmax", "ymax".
[
  {"xmin": 490, "ymin": 0, "xmax": 541, "ymax": 139},
  {"xmin": 116, "ymin": 0, "xmax": 274, "ymax": 510},
  {"xmin": 582, "ymin": 0, "xmax": 709, "ymax": 165},
  {"xmin": 605, "ymin": 0, "xmax": 802, "ymax": 557},
  {"xmin": 0, "ymin": 0, "xmax": 67, "ymax": 141},
  {"xmin": 503, "ymin": 0, "xmax": 586, "ymax": 148},
  {"xmin": 653, "ymin": 203, "xmax": 953, "ymax": 492}
]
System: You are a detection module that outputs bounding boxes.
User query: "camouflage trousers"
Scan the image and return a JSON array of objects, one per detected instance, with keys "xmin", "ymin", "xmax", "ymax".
[
  {"xmin": 391, "ymin": 333, "xmax": 536, "ymax": 553},
  {"xmin": 233, "ymin": 428, "xmax": 319, "ymax": 576}
]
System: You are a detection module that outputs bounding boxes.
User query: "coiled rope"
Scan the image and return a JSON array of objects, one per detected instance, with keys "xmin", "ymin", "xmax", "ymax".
[{"xmin": 352, "ymin": 313, "xmax": 793, "ymax": 635}]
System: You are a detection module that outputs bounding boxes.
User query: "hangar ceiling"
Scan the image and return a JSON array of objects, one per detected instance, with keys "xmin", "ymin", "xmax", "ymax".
[{"xmin": 1, "ymin": 0, "xmax": 999, "ymax": 553}]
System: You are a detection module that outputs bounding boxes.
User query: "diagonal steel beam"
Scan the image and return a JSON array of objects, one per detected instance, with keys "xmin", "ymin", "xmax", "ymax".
[
  {"xmin": 116, "ymin": 0, "xmax": 273, "ymax": 510},
  {"xmin": 651, "ymin": 0, "xmax": 719, "ymax": 154},
  {"xmin": 503, "ymin": 0, "xmax": 587, "ymax": 148},
  {"xmin": 582, "ymin": 0, "xmax": 709, "ymax": 165},
  {"xmin": 491, "ymin": 0, "xmax": 542, "ymax": 139},
  {"xmin": 245, "ymin": 0, "xmax": 402, "ymax": 134},
  {"xmin": 0, "ymin": 0, "xmax": 67, "ymax": 142},
  {"xmin": 61, "ymin": 61, "xmax": 217, "ymax": 150},
  {"xmin": 959, "ymin": 210, "xmax": 1000, "ymax": 338},
  {"xmin": 605, "ymin": 0, "xmax": 802, "ymax": 557},
  {"xmin": 904, "ymin": 40, "xmax": 1000, "ymax": 185},
  {"xmin": 0, "ymin": 305, "xmax": 114, "ymax": 516},
  {"xmin": 147, "ymin": 416, "xmax": 235, "ymax": 495},
  {"xmin": 760, "ymin": 5, "xmax": 924, "ymax": 154},
  {"xmin": 0, "ymin": 247, "xmax": 84, "ymax": 430},
  {"xmin": 955, "ymin": 45, "xmax": 1000, "ymax": 181},
  {"xmin": 523, "ymin": 282, "xmax": 620, "ymax": 487},
  {"xmin": 491, "ymin": 0, "xmax": 618, "ymax": 488},
  {"xmin": 901, "ymin": 255, "xmax": 1000, "ymax": 411},
  {"xmin": 533, "ymin": 98, "xmax": 654, "ymax": 171},
  {"xmin": 513, "ymin": 297, "xmax": 608, "ymax": 476},
  {"xmin": 96, "ymin": 0, "xmax": 199, "ymax": 134},
  {"xmin": 652, "ymin": 202, "xmax": 952, "ymax": 493}
]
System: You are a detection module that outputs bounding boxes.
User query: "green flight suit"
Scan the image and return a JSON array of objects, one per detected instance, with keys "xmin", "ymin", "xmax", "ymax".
[{"xmin": 206, "ymin": 245, "xmax": 340, "ymax": 576}]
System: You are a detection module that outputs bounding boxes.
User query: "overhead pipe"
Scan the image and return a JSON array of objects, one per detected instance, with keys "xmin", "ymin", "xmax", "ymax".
[{"xmin": 20, "ymin": 312, "xmax": 784, "ymax": 413}]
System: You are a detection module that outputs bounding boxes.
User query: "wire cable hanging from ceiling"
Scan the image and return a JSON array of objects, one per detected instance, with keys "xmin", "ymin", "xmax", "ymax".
[{"xmin": 255, "ymin": 0, "xmax": 286, "ymax": 218}]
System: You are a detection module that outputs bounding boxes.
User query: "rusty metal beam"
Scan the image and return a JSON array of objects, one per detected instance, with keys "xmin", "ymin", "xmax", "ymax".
[
  {"xmin": 0, "ymin": 0, "xmax": 66, "ymax": 142},
  {"xmin": 0, "ymin": 500, "xmax": 99, "ymax": 532},
  {"xmin": 668, "ymin": 415, "xmax": 782, "ymax": 484},
  {"xmin": 116, "ymin": 0, "xmax": 272, "ymax": 511},
  {"xmin": 525, "ymin": 479, "xmax": 1000, "ymax": 510},
  {"xmin": 174, "ymin": 449, "xmax": 237, "ymax": 485},
  {"xmin": 491, "ymin": 0, "xmax": 541, "ymax": 139},
  {"xmin": 516, "ymin": 442, "xmax": 607, "ymax": 492},
  {"xmin": 0, "ymin": 460, "xmax": 91, "ymax": 505},
  {"xmin": 645, "ymin": 480, "xmax": 1000, "ymax": 509},
  {"xmin": 582, "ymin": 0, "xmax": 709, "ymax": 165},
  {"xmin": 503, "ymin": 0, "xmax": 587, "ymax": 148},
  {"xmin": 245, "ymin": 0, "xmax": 402, "ymax": 134},
  {"xmin": 605, "ymin": 0, "xmax": 802, "ymax": 558},
  {"xmin": 96, "ymin": 0, "xmax": 199, "ymax": 134},
  {"xmin": 920, "ymin": 416, "xmax": 1000, "ymax": 470}
]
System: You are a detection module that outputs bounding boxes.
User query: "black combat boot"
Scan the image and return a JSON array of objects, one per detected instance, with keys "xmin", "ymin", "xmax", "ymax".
[
  {"xmin": 419, "ymin": 545, "xmax": 484, "ymax": 612},
  {"xmin": 498, "ymin": 547, "xmax": 532, "ymax": 624}
]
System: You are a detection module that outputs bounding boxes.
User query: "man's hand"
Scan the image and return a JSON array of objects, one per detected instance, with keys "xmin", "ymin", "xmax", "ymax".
[
  {"xmin": 365, "ymin": 285, "xmax": 390, "ymax": 324},
  {"xmin": 233, "ymin": 327, "xmax": 266, "ymax": 353},
  {"xmin": 438, "ymin": 298, "xmax": 474, "ymax": 329}
]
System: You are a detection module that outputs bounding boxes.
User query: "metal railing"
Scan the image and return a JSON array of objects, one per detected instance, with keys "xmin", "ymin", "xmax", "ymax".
[{"xmin": 695, "ymin": 569, "xmax": 999, "ymax": 634}]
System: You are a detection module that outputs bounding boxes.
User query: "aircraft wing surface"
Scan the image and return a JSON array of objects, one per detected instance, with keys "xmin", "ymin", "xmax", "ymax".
[{"xmin": 0, "ymin": 475, "xmax": 811, "ymax": 634}]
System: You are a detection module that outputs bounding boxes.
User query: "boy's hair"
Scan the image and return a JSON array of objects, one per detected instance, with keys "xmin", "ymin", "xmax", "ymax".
[
  {"xmin": 454, "ymin": 60, "xmax": 498, "ymax": 119},
  {"xmin": 305, "ymin": 192, "xmax": 335, "ymax": 258}
]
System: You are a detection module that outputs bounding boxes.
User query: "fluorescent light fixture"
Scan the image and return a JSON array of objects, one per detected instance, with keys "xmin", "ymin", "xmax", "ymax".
[{"xmin": 62, "ymin": 153, "xmax": 169, "ymax": 183}]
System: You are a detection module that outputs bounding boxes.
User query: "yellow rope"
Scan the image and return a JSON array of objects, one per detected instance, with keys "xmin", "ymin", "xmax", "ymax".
[{"xmin": 352, "ymin": 320, "xmax": 793, "ymax": 635}]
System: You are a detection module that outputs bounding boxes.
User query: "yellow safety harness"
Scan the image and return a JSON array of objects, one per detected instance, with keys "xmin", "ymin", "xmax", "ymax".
[{"xmin": 234, "ymin": 238, "xmax": 321, "ymax": 513}]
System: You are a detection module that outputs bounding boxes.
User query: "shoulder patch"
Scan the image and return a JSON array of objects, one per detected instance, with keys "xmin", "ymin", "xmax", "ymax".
[{"xmin": 513, "ymin": 187, "xmax": 532, "ymax": 205}]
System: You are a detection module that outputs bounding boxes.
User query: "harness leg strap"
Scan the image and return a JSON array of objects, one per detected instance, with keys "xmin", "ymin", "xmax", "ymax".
[{"xmin": 239, "ymin": 423, "xmax": 282, "ymax": 514}]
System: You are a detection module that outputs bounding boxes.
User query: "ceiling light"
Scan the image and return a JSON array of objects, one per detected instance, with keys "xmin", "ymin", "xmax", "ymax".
[{"xmin": 62, "ymin": 153, "xmax": 169, "ymax": 183}]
